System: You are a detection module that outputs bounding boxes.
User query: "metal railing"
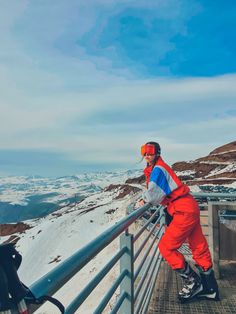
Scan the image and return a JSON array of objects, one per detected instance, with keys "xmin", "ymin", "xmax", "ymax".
[
  {"xmin": 27, "ymin": 203, "xmax": 165, "ymax": 314},
  {"xmin": 192, "ymin": 192, "xmax": 236, "ymax": 201},
  {"xmin": 21, "ymin": 192, "xmax": 236, "ymax": 313}
]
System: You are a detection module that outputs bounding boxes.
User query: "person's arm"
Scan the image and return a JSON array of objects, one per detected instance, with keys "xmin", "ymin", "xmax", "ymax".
[
  {"xmin": 142, "ymin": 166, "xmax": 168, "ymax": 206},
  {"xmin": 135, "ymin": 198, "xmax": 145, "ymax": 208}
]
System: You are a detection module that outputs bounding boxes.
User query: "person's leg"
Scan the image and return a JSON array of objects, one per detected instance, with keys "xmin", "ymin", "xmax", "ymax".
[
  {"xmin": 188, "ymin": 221, "xmax": 220, "ymax": 300},
  {"xmin": 158, "ymin": 212, "xmax": 203, "ymax": 302},
  {"xmin": 188, "ymin": 219, "xmax": 212, "ymax": 270},
  {"xmin": 159, "ymin": 212, "xmax": 202, "ymax": 269}
]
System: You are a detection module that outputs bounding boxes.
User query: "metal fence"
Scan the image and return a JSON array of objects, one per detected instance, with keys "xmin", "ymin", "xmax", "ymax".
[
  {"xmin": 16, "ymin": 192, "xmax": 236, "ymax": 314},
  {"xmin": 27, "ymin": 203, "xmax": 165, "ymax": 314}
]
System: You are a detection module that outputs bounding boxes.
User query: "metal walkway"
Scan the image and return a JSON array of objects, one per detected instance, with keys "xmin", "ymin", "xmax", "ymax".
[
  {"xmin": 148, "ymin": 207, "xmax": 236, "ymax": 314},
  {"xmin": 148, "ymin": 261, "xmax": 236, "ymax": 314}
]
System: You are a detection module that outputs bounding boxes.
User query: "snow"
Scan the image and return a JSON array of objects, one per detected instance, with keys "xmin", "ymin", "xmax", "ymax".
[
  {"xmin": 199, "ymin": 161, "xmax": 231, "ymax": 165},
  {"xmin": 224, "ymin": 182, "xmax": 236, "ymax": 189},
  {"xmin": 0, "ymin": 183, "xmax": 141, "ymax": 313},
  {"xmin": 189, "ymin": 185, "xmax": 202, "ymax": 193},
  {"xmin": 210, "ymin": 149, "xmax": 236, "ymax": 156},
  {"xmin": 175, "ymin": 170, "xmax": 196, "ymax": 176},
  {"xmin": 0, "ymin": 170, "xmax": 142, "ymax": 205},
  {"xmin": 205, "ymin": 163, "xmax": 236, "ymax": 178},
  {"xmin": 0, "ymin": 173, "xmax": 133, "ymax": 312}
]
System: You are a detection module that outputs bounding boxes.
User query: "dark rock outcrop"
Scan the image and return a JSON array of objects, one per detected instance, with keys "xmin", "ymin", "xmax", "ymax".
[
  {"xmin": 172, "ymin": 141, "xmax": 236, "ymax": 185},
  {"xmin": 0, "ymin": 222, "xmax": 31, "ymax": 236},
  {"xmin": 125, "ymin": 175, "xmax": 145, "ymax": 185},
  {"xmin": 104, "ymin": 184, "xmax": 142, "ymax": 199}
]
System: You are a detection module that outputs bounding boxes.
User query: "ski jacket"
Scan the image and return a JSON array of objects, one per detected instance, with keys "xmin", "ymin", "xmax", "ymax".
[{"xmin": 143, "ymin": 157, "xmax": 199, "ymax": 215}]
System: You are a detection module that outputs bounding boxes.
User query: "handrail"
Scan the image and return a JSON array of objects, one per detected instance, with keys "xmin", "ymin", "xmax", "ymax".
[
  {"xmin": 192, "ymin": 192, "xmax": 236, "ymax": 199},
  {"xmin": 65, "ymin": 248, "xmax": 127, "ymax": 313},
  {"xmin": 27, "ymin": 192, "xmax": 236, "ymax": 314},
  {"xmin": 28, "ymin": 202, "xmax": 164, "ymax": 314},
  {"xmin": 30, "ymin": 203, "xmax": 151, "ymax": 299}
]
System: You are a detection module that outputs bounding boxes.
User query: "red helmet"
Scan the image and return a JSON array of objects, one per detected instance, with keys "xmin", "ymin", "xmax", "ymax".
[{"xmin": 141, "ymin": 142, "xmax": 161, "ymax": 156}]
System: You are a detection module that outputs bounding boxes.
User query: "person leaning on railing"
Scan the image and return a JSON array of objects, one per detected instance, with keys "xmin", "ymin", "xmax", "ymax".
[{"xmin": 137, "ymin": 141, "xmax": 220, "ymax": 303}]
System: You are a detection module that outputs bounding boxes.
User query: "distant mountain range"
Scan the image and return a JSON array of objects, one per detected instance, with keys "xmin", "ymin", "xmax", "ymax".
[{"xmin": 0, "ymin": 170, "xmax": 142, "ymax": 223}]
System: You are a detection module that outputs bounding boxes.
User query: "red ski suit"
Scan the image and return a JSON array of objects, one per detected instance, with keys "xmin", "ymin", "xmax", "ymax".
[{"xmin": 143, "ymin": 157, "xmax": 212, "ymax": 271}]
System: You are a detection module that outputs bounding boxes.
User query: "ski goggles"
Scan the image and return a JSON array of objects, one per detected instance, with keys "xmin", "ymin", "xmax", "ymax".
[{"xmin": 141, "ymin": 144, "xmax": 156, "ymax": 156}]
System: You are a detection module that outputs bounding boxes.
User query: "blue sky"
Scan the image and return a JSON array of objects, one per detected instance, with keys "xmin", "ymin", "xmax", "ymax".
[{"xmin": 0, "ymin": 0, "xmax": 236, "ymax": 176}]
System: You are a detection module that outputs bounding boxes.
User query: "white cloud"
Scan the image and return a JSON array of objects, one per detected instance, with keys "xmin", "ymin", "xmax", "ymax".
[
  {"xmin": 0, "ymin": 1, "xmax": 235, "ymax": 173},
  {"xmin": 0, "ymin": 74, "xmax": 236, "ymax": 158}
]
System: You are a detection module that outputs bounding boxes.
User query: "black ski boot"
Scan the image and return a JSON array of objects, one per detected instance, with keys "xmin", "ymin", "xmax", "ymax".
[
  {"xmin": 196, "ymin": 267, "xmax": 220, "ymax": 301},
  {"xmin": 176, "ymin": 262, "xmax": 203, "ymax": 303}
]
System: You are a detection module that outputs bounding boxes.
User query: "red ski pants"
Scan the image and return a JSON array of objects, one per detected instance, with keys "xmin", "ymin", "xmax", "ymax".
[{"xmin": 158, "ymin": 212, "xmax": 212, "ymax": 271}]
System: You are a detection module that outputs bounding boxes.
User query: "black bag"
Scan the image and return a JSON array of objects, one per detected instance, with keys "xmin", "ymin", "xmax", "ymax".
[
  {"xmin": 0, "ymin": 243, "xmax": 29, "ymax": 311},
  {"xmin": 0, "ymin": 243, "xmax": 65, "ymax": 313}
]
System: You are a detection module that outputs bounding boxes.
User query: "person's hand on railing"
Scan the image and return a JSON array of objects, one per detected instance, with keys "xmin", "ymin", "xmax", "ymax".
[{"xmin": 135, "ymin": 198, "xmax": 146, "ymax": 209}]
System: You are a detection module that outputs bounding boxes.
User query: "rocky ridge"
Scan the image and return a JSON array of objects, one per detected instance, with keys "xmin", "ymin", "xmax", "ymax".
[{"xmin": 172, "ymin": 141, "xmax": 236, "ymax": 185}]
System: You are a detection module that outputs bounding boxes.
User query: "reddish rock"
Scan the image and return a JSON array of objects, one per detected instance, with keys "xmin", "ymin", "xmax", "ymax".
[
  {"xmin": 115, "ymin": 185, "xmax": 141, "ymax": 199},
  {"xmin": 172, "ymin": 141, "xmax": 236, "ymax": 186},
  {"xmin": 104, "ymin": 184, "xmax": 122, "ymax": 192},
  {"xmin": 125, "ymin": 175, "xmax": 145, "ymax": 185},
  {"xmin": 104, "ymin": 184, "xmax": 141, "ymax": 199},
  {"xmin": 0, "ymin": 222, "xmax": 31, "ymax": 236},
  {"xmin": 209, "ymin": 141, "xmax": 236, "ymax": 155}
]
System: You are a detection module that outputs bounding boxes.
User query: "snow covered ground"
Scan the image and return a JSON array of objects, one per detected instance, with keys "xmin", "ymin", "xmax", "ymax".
[{"xmin": 0, "ymin": 171, "xmax": 143, "ymax": 313}]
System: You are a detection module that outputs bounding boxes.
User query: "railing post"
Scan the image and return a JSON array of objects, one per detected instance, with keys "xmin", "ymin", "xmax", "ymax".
[{"xmin": 119, "ymin": 231, "xmax": 134, "ymax": 314}]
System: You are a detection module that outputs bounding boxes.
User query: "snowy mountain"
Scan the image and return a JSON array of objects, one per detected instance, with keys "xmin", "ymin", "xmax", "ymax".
[
  {"xmin": 172, "ymin": 141, "xmax": 236, "ymax": 187},
  {"xmin": 0, "ymin": 169, "xmax": 142, "ymax": 223},
  {"xmin": 0, "ymin": 170, "xmax": 143, "ymax": 313}
]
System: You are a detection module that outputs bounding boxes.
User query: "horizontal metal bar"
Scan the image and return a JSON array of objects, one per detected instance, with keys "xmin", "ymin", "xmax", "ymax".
[
  {"xmin": 110, "ymin": 291, "xmax": 127, "ymax": 314},
  {"xmin": 219, "ymin": 214, "xmax": 236, "ymax": 218},
  {"xmin": 65, "ymin": 248, "xmax": 126, "ymax": 313},
  {"xmin": 134, "ymin": 225, "xmax": 164, "ymax": 281},
  {"xmin": 134, "ymin": 215, "xmax": 164, "ymax": 262},
  {"xmin": 134, "ymin": 251, "xmax": 162, "ymax": 314},
  {"xmin": 192, "ymin": 192, "xmax": 236, "ymax": 199},
  {"xmin": 133, "ymin": 207, "xmax": 161, "ymax": 242},
  {"xmin": 94, "ymin": 270, "xmax": 128, "ymax": 314},
  {"xmin": 30, "ymin": 203, "xmax": 151, "ymax": 299},
  {"xmin": 134, "ymin": 247, "xmax": 161, "ymax": 301}
]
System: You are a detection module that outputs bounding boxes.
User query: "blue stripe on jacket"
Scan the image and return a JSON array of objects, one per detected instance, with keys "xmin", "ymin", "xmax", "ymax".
[{"xmin": 150, "ymin": 166, "xmax": 172, "ymax": 196}]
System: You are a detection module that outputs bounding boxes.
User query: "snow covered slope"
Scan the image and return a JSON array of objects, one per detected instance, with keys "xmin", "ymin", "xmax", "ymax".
[{"xmin": 0, "ymin": 174, "xmax": 143, "ymax": 313}]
